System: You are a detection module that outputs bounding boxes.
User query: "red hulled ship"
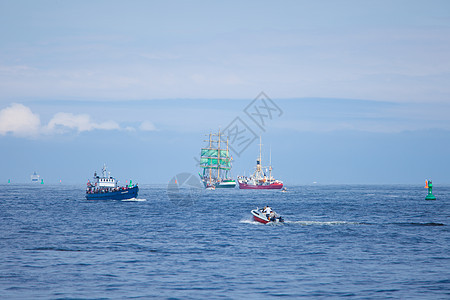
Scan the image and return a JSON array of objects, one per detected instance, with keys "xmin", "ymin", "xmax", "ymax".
[{"xmin": 237, "ymin": 137, "xmax": 283, "ymax": 190}]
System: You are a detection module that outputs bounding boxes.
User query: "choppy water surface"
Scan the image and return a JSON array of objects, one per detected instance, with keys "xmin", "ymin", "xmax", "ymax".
[{"xmin": 1, "ymin": 184, "xmax": 449, "ymax": 299}]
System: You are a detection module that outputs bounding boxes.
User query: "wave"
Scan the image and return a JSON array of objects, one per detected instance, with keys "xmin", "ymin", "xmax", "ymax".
[
  {"xmin": 26, "ymin": 247, "xmax": 82, "ymax": 252},
  {"xmin": 392, "ymin": 222, "xmax": 445, "ymax": 226}
]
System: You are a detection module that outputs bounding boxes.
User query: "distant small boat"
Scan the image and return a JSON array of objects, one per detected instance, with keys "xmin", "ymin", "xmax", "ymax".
[
  {"xmin": 31, "ymin": 172, "xmax": 40, "ymax": 182},
  {"xmin": 205, "ymin": 185, "xmax": 216, "ymax": 190},
  {"xmin": 85, "ymin": 165, "xmax": 138, "ymax": 200}
]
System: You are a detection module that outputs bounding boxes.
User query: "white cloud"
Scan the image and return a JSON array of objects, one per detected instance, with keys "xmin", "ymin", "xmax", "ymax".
[
  {"xmin": 0, "ymin": 103, "xmax": 41, "ymax": 137},
  {"xmin": 0, "ymin": 104, "xmax": 131, "ymax": 138},
  {"xmin": 139, "ymin": 120, "xmax": 156, "ymax": 131},
  {"xmin": 46, "ymin": 112, "xmax": 120, "ymax": 133},
  {"xmin": 124, "ymin": 126, "xmax": 136, "ymax": 132}
]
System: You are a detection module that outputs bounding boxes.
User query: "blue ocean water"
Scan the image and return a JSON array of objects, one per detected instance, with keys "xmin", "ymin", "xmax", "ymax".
[{"xmin": 0, "ymin": 184, "xmax": 449, "ymax": 299}]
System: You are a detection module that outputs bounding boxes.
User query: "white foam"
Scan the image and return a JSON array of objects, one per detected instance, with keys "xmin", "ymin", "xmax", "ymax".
[
  {"xmin": 239, "ymin": 219, "xmax": 263, "ymax": 225},
  {"xmin": 121, "ymin": 198, "xmax": 147, "ymax": 202},
  {"xmin": 285, "ymin": 220, "xmax": 360, "ymax": 226},
  {"xmin": 239, "ymin": 218, "xmax": 286, "ymax": 225}
]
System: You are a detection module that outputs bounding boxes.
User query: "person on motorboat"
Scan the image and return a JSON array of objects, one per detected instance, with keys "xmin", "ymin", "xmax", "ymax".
[
  {"xmin": 268, "ymin": 211, "xmax": 276, "ymax": 221},
  {"xmin": 251, "ymin": 206, "xmax": 284, "ymax": 223},
  {"xmin": 263, "ymin": 206, "xmax": 272, "ymax": 219}
]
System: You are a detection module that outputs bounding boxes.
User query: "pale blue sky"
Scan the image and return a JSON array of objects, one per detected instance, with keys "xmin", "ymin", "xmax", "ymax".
[
  {"xmin": 1, "ymin": 0, "xmax": 449, "ymax": 101},
  {"xmin": 1, "ymin": 1, "xmax": 450, "ymax": 184}
]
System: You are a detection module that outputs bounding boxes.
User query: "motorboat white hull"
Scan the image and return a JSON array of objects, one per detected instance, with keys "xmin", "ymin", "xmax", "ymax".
[{"xmin": 251, "ymin": 208, "xmax": 284, "ymax": 224}]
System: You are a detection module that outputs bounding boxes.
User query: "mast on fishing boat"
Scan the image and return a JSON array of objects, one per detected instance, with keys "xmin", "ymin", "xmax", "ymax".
[{"xmin": 237, "ymin": 136, "xmax": 283, "ymax": 190}]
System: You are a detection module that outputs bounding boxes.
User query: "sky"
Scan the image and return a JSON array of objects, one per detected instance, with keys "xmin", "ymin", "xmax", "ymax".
[{"xmin": 1, "ymin": 0, "xmax": 450, "ymax": 185}]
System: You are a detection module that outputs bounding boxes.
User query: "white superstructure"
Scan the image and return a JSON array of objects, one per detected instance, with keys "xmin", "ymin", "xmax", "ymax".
[{"xmin": 91, "ymin": 165, "xmax": 118, "ymax": 188}]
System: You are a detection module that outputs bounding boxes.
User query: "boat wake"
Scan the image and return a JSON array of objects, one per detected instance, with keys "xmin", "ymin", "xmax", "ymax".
[
  {"xmin": 239, "ymin": 218, "xmax": 283, "ymax": 226},
  {"xmin": 285, "ymin": 220, "xmax": 366, "ymax": 226},
  {"xmin": 240, "ymin": 219, "xmax": 262, "ymax": 225},
  {"xmin": 240, "ymin": 217, "xmax": 364, "ymax": 226},
  {"xmin": 242, "ymin": 219, "xmax": 444, "ymax": 227},
  {"xmin": 121, "ymin": 198, "xmax": 147, "ymax": 202}
]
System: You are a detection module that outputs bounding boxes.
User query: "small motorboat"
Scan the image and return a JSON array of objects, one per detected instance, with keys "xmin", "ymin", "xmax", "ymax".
[
  {"xmin": 205, "ymin": 184, "xmax": 216, "ymax": 190},
  {"xmin": 251, "ymin": 207, "xmax": 284, "ymax": 224}
]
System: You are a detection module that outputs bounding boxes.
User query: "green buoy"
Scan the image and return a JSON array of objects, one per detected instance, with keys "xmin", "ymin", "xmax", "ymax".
[
  {"xmin": 41, "ymin": 178, "xmax": 44, "ymax": 185},
  {"xmin": 425, "ymin": 180, "xmax": 436, "ymax": 200}
]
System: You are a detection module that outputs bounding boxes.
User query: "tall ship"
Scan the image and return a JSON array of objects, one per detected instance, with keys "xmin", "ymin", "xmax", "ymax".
[
  {"xmin": 199, "ymin": 130, "xmax": 236, "ymax": 189},
  {"xmin": 86, "ymin": 165, "xmax": 138, "ymax": 200},
  {"xmin": 237, "ymin": 137, "xmax": 283, "ymax": 189}
]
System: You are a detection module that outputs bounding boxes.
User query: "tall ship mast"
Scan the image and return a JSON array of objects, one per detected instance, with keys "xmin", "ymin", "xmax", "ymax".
[
  {"xmin": 199, "ymin": 130, "xmax": 236, "ymax": 189},
  {"xmin": 237, "ymin": 136, "xmax": 283, "ymax": 189}
]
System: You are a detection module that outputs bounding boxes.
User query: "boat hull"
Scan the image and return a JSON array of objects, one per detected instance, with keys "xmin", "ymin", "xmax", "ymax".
[
  {"xmin": 215, "ymin": 181, "xmax": 236, "ymax": 188},
  {"xmin": 251, "ymin": 209, "xmax": 284, "ymax": 224},
  {"xmin": 238, "ymin": 181, "xmax": 283, "ymax": 189},
  {"xmin": 201, "ymin": 179, "xmax": 236, "ymax": 189},
  {"xmin": 251, "ymin": 209, "xmax": 269, "ymax": 224},
  {"xmin": 252, "ymin": 213, "xmax": 269, "ymax": 224},
  {"xmin": 86, "ymin": 186, "xmax": 139, "ymax": 200}
]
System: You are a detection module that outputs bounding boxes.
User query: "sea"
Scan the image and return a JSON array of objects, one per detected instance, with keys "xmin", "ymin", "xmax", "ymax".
[{"xmin": 1, "ymin": 183, "xmax": 449, "ymax": 299}]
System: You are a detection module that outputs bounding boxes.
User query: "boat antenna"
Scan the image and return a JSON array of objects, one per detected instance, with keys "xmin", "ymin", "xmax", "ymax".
[
  {"xmin": 259, "ymin": 136, "xmax": 262, "ymax": 164},
  {"xmin": 255, "ymin": 136, "xmax": 263, "ymax": 179},
  {"xmin": 269, "ymin": 144, "xmax": 272, "ymax": 180},
  {"xmin": 270, "ymin": 144, "xmax": 272, "ymax": 166}
]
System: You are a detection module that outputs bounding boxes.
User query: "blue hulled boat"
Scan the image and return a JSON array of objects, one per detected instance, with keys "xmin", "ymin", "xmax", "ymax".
[{"xmin": 86, "ymin": 165, "xmax": 138, "ymax": 200}]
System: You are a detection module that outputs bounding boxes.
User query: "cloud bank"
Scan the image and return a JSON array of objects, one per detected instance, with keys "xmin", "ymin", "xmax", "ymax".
[
  {"xmin": 139, "ymin": 120, "xmax": 157, "ymax": 131},
  {"xmin": 47, "ymin": 112, "xmax": 120, "ymax": 133},
  {"xmin": 0, "ymin": 103, "xmax": 155, "ymax": 138},
  {"xmin": 0, "ymin": 103, "xmax": 41, "ymax": 137}
]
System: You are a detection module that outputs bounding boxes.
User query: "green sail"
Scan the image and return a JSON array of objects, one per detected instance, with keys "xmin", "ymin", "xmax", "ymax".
[
  {"xmin": 201, "ymin": 148, "xmax": 218, "ymax": 157},
  {"xmin": 199, "ymin": 131, "xmax": 234, "ymax": 185},
  {"xmin": 200, "ymin": 158, "xmax": 218, "ymax": 166},
  {"xmin": 201, "ymin": 157, "xmax": 230, "ymax": 166},
  {"xmin": 219, "ymin": 158, "xmax": 231, "ymax": 167},
  {"xmin": 201, "ymin": 149, "xmax": 229, "ymax": 158},
  {"xmin": 220, "ymin": 150, "xmax": 229, "ymax": 158}
]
